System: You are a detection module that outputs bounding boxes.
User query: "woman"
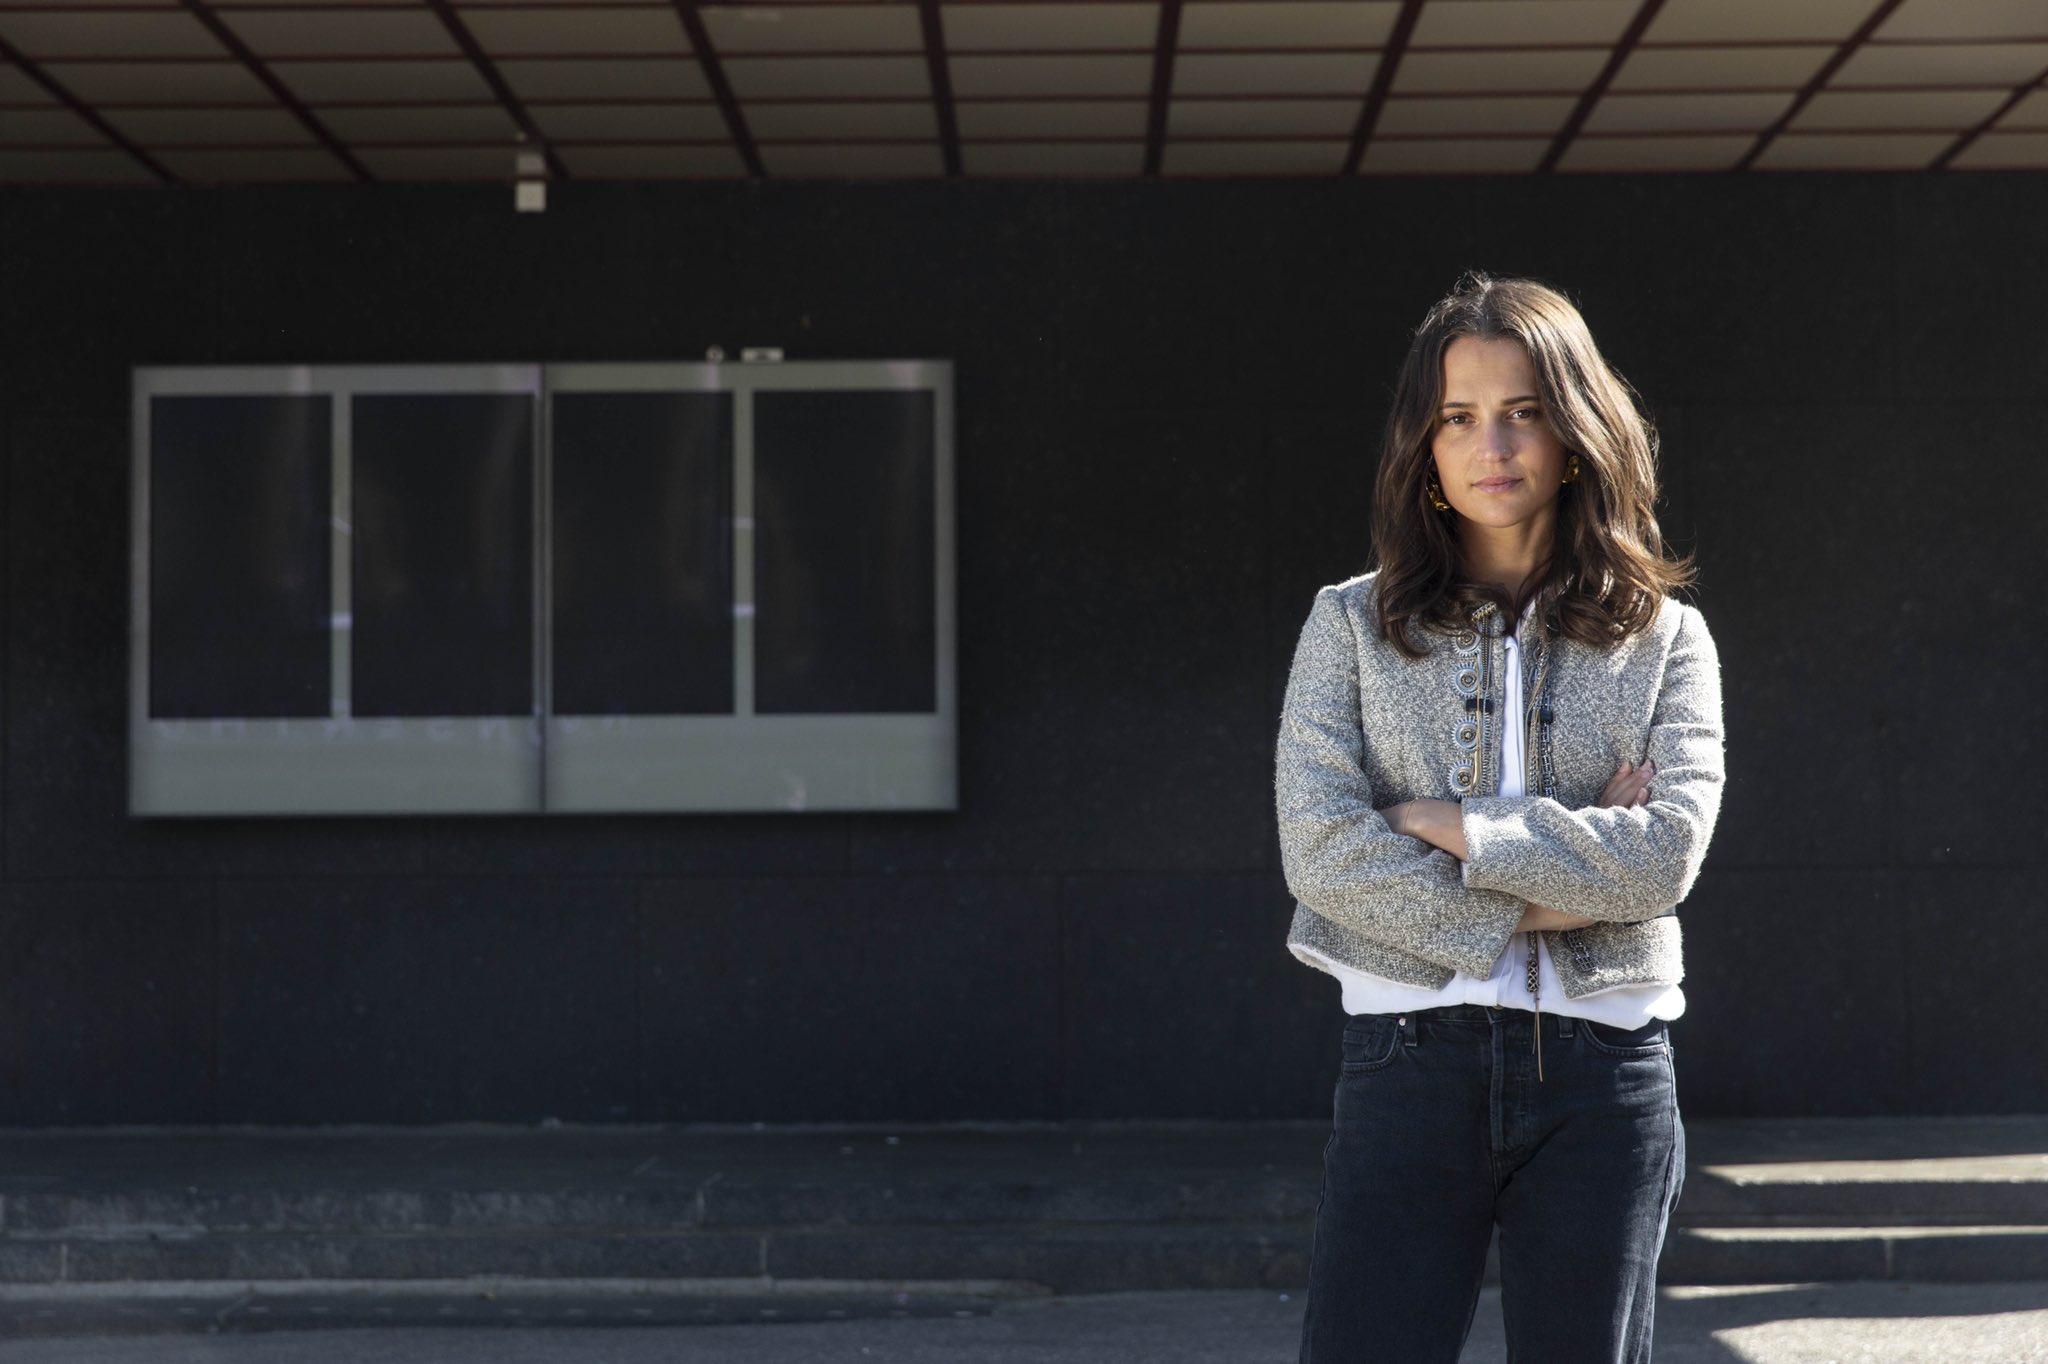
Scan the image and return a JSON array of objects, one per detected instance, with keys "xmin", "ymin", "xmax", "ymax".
[{"xmin": 1277, "ymin": 273, "xmax": 1724, "ymax": 1364}]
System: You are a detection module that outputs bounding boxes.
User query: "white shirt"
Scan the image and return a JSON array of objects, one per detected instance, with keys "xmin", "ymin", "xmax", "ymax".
[{"xmin": 1301, "ymin": 612, "xmax": 1685, "ymax": 1028}]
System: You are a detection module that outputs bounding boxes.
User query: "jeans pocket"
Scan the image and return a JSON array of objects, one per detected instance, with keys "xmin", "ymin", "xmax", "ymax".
[
  {"xmin": 1338, "ymin": 1014, "xmax": 1402, "ymax": 1074},
  {"xmin": 1580, "ymin": 1017, "xmax": 1670, "ymax": 1058}
]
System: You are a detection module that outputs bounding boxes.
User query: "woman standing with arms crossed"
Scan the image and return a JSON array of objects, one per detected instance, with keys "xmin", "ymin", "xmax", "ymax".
[{"xmin": 1278, "ymin": 274, "xmax": 1724, "ymax": 1363}]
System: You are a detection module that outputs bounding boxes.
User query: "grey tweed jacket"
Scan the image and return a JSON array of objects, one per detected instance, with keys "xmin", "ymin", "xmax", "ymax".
[{"xmin": 1276, "ymin": 571, "xmax": 1725, "ymax": 1000}]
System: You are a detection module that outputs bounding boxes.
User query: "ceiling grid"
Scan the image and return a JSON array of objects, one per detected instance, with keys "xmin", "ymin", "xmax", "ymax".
[{"xmin": 1, "ymin": 0, "xmax": 2044, "ymax": 185}]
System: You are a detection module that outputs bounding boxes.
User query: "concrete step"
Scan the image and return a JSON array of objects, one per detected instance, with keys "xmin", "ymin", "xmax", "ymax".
[
  {"xmin": 12, "ymin": 1220, "xmax": 2048, "ymax": 1292},
  {"xmin": 0, "ymin": 1279, "xmax": 1020, "ymax": 1341},
  {"xmin": 4, "ymin": 1118, "xmax": 2045, "ymax": 1292}
]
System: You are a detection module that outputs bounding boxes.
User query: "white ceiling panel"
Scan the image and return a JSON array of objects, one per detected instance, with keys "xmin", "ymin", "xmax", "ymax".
[
  {"xmin": 534, "ymin": 102, "xmax": 733, "ymax": 141},
  {"xmin": 460, "ymin": 8, "xmax": 691, "ymax": 56},
  {"xmin": 218, "ymin": 9, "xmax": 459, "ymax": 58},
  {"xmin": 317, "ymin": 105, "xmax": 522, "ymax": 143},
  {"xmin": 1162, "ymin": 139, "xmax": 1346, "ymax": 175},
  {"xmin": 560, "ymin": 145, "xmax": 749, "ymax": 179},
  {"xmin": 1611, "ymin": 46, "xmax": 1831, "ymax": 92},
  {"xmin": 106, "ymin": 107, "xmax": 311, "ymax": 145},
  {"xmin": 2002, "ymin": 89, "xmax": 2048, "ymax": 128},
  {"xmin": 498, "ymin": 58, "xmax": 711, "ymax": 100},
  {"xmin": 1377, "ymin": 95, "xmax": 1575, "ymax": 136},
  {"xmin": 700, "ymin": 4, "xmax": 920, "ymax": 54},
  {"xmin": 38, "ymin": 61, "xmax": 269, "ymax": 103},
  {"xmin": 0, "ymin": 107, "xmax": 103, "ymax": 144},
  {"xmin": 1754, "ymin": 133, "xmax": 1953, "ymax": 168},
  {"xmin": 722, "ymin": 55, "xmax": 929, "ymax": 98},
  {"xmin": 0, "ymin": 148, "xmax": 155, "ymax": 184},
  {"xmin": 758, "ymin": 142, "xmax": 945, "ymax": 177},
  {"xmin": 954, "ymin": 99, "xmax": 1146, "ymax": 137},
  {"xmin": 1360, "ymin": 137, "xmax": 1547, "ymax": 173},
  {"xmin": 744, "ymin": 100, "xmax": 938, "ymax": 139},
  {"xmin": 1394, "ymin": 48, "xmax": 1607, "ymax": 93},
  {"xmin": 1173, "ymin": 53, "xmax": 1377, "ymax": 97},
  {"xmin": 1411, "ymin": 1, "xmax": 1635, "ymax": 49},
  {"xmin": 1794, "ymin": 89, "xmax": 2008, "ymax": 130},
  {"xmin": 1643, "ymin": 0, "xmax": 1874, "ymax": 45},
  {"xmin": 156, "ymin": 146, "xmax": 352, "ymax": 182},
  {"xmin": 0, "ymin": 10, "xmax": 223, "ymax": 58},
  {"xmin": 942, "ymin": 4, "xmax": 1158, "ymax": 52},
  {"xmin": 962, "ymin": 141, "xmax": 1145, "ymax": 176},
  {"xmin": 358, "ymin": 145, "xmax": 521, "ymax": 180},
  {"xmin": 1878, "ymin": 0, "xmax": 2048, "ymax": 41},
  {"xmin": 1834, "ymin": 42, "xmax": 2048, "ymax": 87},
  {"xmin": 1952, "ymin": 130, "xmax": 2048, "ymax": 166},
  {"xmin": 276, "ymin": 59, "xmax": 495, "ymax": 103},
  {"xmin": 1586, "ymin": 91, "xmax": 1793, "ymax": 132},
  {"xmin": 1558, "ymin": 134, "xmax": 1752, "ymax": 171},
  {"xmin": 1169, "ymin": 98, "xmax": 1360, "ymax": 137},
  {"xmin": 949, "ymin": 54, "xmax": 1150, "ymax": 96},
  {"xmin": 1178, "ymin": 2, "xmax": 1399, "ymax": 49}
]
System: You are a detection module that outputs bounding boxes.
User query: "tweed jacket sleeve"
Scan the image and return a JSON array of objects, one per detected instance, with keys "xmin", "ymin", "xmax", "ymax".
[
  {"xmin": 1276, "ymin": 586, "xmax": 1526, "ymax": 980},
  {"xmin": 1460, "ymin": 603, "xmax": 1725, "ymax": 922}
]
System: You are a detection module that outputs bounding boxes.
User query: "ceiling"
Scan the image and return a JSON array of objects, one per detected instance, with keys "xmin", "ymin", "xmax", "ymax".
[{"xmin": 1, "ymin": 0, "xmax": 2044, "ymax": 186}]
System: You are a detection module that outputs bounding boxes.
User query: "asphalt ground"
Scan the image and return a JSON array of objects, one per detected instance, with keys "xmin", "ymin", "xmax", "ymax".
[{"xmin": 3, "ymin": 1284, "xmax": 2046, "ymax": 1363}]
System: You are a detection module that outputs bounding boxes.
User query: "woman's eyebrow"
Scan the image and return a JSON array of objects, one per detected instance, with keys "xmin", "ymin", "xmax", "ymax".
[{"xmin": 1439, "ymin": 395, "xmax": 1541, "ymax": 410}]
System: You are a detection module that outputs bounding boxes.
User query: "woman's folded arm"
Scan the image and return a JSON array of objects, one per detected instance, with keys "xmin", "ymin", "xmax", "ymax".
[{"xmin": 1459, "ymin": 605, "xmax": 1725, "ymax": 922}]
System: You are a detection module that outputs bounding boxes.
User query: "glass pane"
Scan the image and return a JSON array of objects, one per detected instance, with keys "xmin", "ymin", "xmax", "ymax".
[
  {"xmin": 551, "ymin": 392, "xmax": 734, "ymax": 715},
  {"xmin": 754, "ymin": 390, "xmax": 936, "ymax": 715},
  {"xmin": 351, "ymin": 393, "xmax": 534, "ymax": 718},
  {"xmin": 148, "ymin": 394, "xmax": 332, "ymax": 719}
]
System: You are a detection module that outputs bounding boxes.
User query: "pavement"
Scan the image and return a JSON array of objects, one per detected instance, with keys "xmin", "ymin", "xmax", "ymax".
[{"xmin": 3, "ymin": 1285, "xmax": 2048, "ymax": 1362}]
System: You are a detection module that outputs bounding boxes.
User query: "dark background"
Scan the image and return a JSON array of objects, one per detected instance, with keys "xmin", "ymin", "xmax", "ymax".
[{"xmin": 1, "ymin": 172, "xmax": 2042, "ymax": 1126}]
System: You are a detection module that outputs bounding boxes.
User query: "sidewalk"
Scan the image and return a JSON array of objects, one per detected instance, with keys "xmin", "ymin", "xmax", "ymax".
[{"xmin": 5, "ymin": 1285, "xmax": 2048, "ymax": 1363}]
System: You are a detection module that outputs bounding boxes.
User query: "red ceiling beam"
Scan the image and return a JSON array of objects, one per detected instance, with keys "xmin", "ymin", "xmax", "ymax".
[
  {"xmin": 1142, "ymin": 0, "xmax": 1183, "ymax": 177},
  {"xmin": 0, "ymin": 33, "xmax": 178, "ymax": 183},
  {"xmin": 1928, "ymin": 61, "xmax": 2048, "ymax": 170},
  {"xmin": 669, "ymin": 1, "xmax": 765, "ymax": 180},
  {"xmin": 1537, "ymin": 0, "xmax": 1669, "ymax": 173},
  {"xmin": 1735, "ymin": 0, "xmax": 1909, "ymax": 171},
  {"xmin": 916, "ymin": 0, "xmax": 961, "ymax": 177},
  {"xmin": 1342, "ymin": 0, "xmax": 1423, "ymax": 175},
  {"xmin": 420, "ymin": 0, "xmax": 568, "ymax": 180},
  {"xmin": 177, "ymin": 0, "xmax": 373, "ymax": 181}
]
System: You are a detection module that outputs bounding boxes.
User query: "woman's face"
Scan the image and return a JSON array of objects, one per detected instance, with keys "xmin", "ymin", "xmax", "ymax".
[{"xmin": 1429, "ymin": 334, "xmax": 1569, "ymax": 535}]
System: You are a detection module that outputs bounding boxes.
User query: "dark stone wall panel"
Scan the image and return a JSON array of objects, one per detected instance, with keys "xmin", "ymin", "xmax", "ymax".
[
  {"xmin": 215, "ymin": 879, "xmax": 636, "ymax": 1124},
  {"xmin": 1060, "ymin": 872, "xmax": 1334, "ymax": 1119},
  {"xmin": 0, "ymin": 176, "xmax": 2041, "ymax": 1123},
  {"xmin": 640, "ymin": 875, "xmax": 1059, "ymax": 1122},
  {"xmin": 852, "ymin": 405, "xmax": 1274, "ymax": 875},
  {"xmin": 1894, "ymin": 175, "xmax": 2048, "ymax": 401},
  {"xmin": 1672, "ymin": 867, "xmax": 1910, "ymax": 1118},
  {"xmin": 0, "ymin": 882, "xmax": 215, "ymax": 1125},
  {"xmin": 1898, "ymin": 868, "xmax": 2044, "ymax": 1113},
  {"xmin": 1669, "ymin": 402, "xmax": 1911, "ymax": 869}
]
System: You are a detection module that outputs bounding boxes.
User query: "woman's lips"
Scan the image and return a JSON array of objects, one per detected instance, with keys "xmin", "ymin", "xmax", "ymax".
[{"xmin": 1473, "ymin": 476, "xmax": 1522, "ymax": 493}]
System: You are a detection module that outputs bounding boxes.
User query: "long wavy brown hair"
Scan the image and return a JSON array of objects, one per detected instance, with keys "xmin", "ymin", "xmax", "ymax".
[{"xmin": 1371, "ymin": 272, "xmax": 1693, "ymax": 658}]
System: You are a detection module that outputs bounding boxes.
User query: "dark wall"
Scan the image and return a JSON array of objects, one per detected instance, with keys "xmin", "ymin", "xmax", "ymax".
[{"xmin": 2, "ymin": 173, "xmax": 2043, "ymax": 1126}]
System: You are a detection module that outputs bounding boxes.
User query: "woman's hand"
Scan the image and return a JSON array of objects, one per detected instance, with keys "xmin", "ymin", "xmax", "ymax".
[{"xmin": 1516, "ymin": 758, "xmax": 1655, "ymax": 932}]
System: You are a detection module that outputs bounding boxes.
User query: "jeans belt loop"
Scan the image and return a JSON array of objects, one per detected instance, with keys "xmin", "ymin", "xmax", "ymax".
[
  {"xmin": 1556, "ymin": 1015, "xmax": 1575, "ymax": 1040},
  {"xmin": 1396, "ymin": 1014, "xmax": 1418, "ymax": 1048}
]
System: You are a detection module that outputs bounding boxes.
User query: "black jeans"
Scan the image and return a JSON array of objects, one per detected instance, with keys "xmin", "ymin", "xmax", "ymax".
[{"xmin": 1298, "ymin": 1004, "xmax": 1684, "ymax": 1364}]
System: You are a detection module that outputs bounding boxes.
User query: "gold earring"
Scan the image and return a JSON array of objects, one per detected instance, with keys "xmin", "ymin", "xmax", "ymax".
[
  {"xmin": 1562, "ymin": 453, "xmax": 1581, "ymax": 485},
  {"xmin": 1426, "ymin": 474, "xmax": 1451, "ymax": 512}
]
